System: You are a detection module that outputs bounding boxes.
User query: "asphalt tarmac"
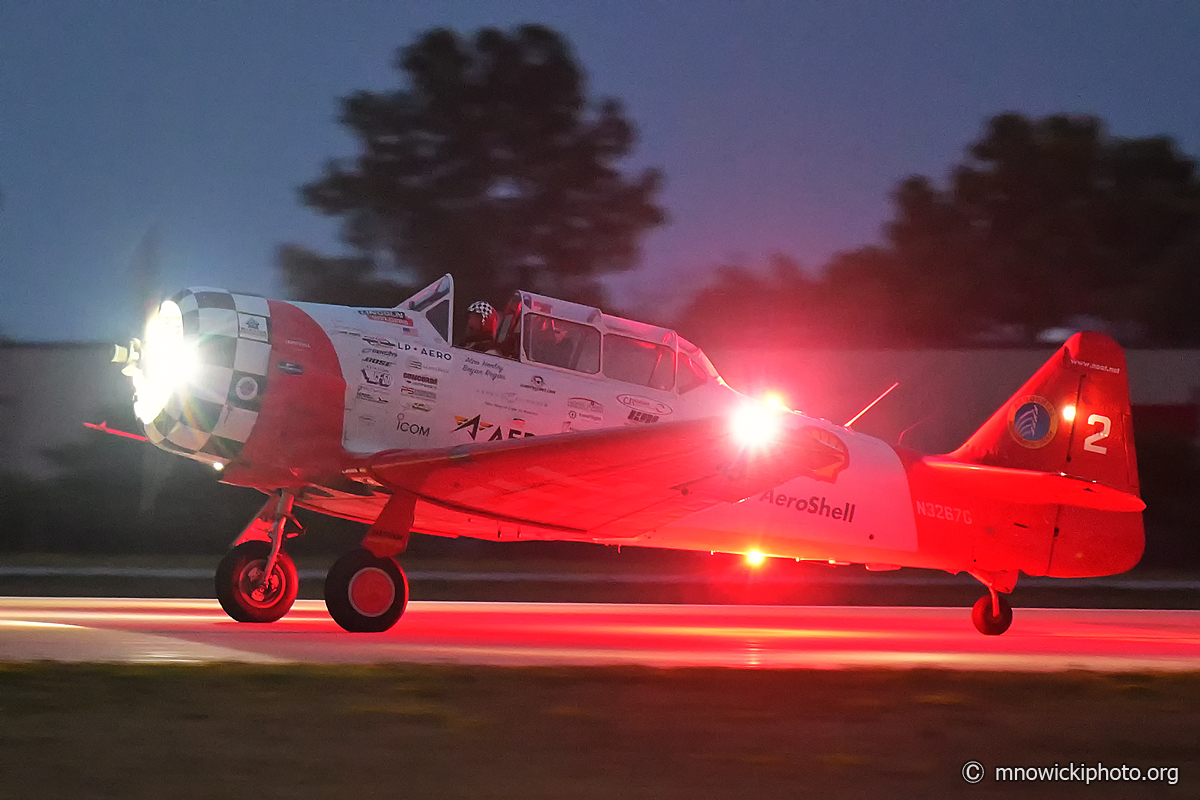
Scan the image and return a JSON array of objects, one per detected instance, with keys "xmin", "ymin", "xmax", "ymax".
[{"xmin": 2, "ymin": 598, "xmax": 1199, "ymax": 671}]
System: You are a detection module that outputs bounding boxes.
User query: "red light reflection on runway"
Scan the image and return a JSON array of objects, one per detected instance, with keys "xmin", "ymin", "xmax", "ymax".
[{"xmin": 2, "ymin": 599, "xmax": 1200, "ymax": 670}]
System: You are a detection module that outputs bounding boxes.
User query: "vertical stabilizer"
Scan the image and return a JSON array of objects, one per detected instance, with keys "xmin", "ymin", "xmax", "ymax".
[{"xmin": 951, "ymin": 332, "xmax": 1139, "ymax": 497}]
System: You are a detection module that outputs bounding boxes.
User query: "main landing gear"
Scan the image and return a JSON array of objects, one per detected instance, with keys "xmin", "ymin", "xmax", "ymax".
[
  {"xmin": 969, "ymin": 570, "xmax": 1016, "ymax": 636},
  {"xmin": 324, "ymin": 548, "xmax": 409, "ymax": 632},
  {"xmin": 216, "ymin": 492, "xmax": 300, "ymax": 623},
  {"xmin": 215, "ymin": 489, "xmax": 414, "ymax": 633}
]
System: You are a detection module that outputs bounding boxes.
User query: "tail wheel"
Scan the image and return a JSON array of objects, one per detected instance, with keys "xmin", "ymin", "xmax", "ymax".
[
  {"xmin": 215, "ymin": 540, "xmax": 298, "ymax": 623},
  {"xmin": 324, "ymin": 548, "xmax": 409, "ymax": 633},
  {"xmin": 971, "ymin": 593, "xmax": 1013, "ymax": 636}
]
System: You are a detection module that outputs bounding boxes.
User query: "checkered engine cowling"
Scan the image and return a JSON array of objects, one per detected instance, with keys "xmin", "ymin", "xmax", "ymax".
[{"xmin": 143, "ymin": 288, "xmax": 272, "ymax": 465}]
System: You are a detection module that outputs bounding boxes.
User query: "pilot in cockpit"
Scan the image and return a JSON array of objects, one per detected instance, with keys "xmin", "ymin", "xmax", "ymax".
[{"xmin": 461, "ymin": 301, "xmax": 500, "ymax": 353}]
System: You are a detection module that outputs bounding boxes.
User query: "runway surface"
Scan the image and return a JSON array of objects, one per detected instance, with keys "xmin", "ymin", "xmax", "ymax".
[{"xmin": 2, "ymin": 598, "xmax": 1199, "ymax": 671}]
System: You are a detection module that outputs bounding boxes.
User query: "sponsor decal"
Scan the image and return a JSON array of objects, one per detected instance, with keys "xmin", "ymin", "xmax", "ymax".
[
  {"xmin": 356, "ymin": 387, "xmax": 388, "ymax": 404},
  {"xmin": 235, "ymin": 376, "xmax": 260, "ymax": 401},
  {"xmin": 462, "ymin": 354, "xmax": 506, "ymax": 382},
  {"xmin": 454, "ymin": 415, "xmax": 493, "ymax": 439},
  {"xmin": 453, "ymin": 414, "xmax": 535, "ymax": 442},
  {"xmin": 401, "ymin": 386, "xmax": 436, "ymax": 400},
  {"xmin": 362, "ymin": 335, "xmax": 396, "ymax": 348},
  {"xmin": 396, "ymin": 419, "xmax": 431, "ymax": 437},
  {"xmin": 617, "ymin": 394, "xmax": 672, "ymax": 416},
  {"xmin": 797, "ymin": 427, "xmax": 850, "ymax": 483},
  {"xmin": 361, "ymin": 367, "xmax": 391, "ymax": 388},
  {"xmin": 413, "ymin": 346, "xmax": 451, "ymax": 361},
  {"xmin": 915, "ymin": 500, "xmax": 973, "ymax": 525},
  {"xmin": 358, "ymin": 309, "xmax": 414, "ymax": 326},
  {"xmin": 520, "ymin": 374, "xmax": 557, "ymax": 394},
  {"xmin": 285, "ymin": 339, "xmax": 311, "ymax": 349},
  {"xmin": 407, "ymin": 359, "xmax": 422, "ymax": 370},
  {"xmin": 363, "ymin": 357, "xmax": 393, "ymax": 367},
  {"xmin": 568, "ymin": 397, "xmax": 603, "ymax": 414},
  {"xmin": 276, "ymin": 361, "xmax": 304, "ymax": 376},
  {"xmin": 1008, "ymin": 395, "xmax": 1058, "ymax": 449},
  {"xmin": 238, "ymin": 313, "xmax": 269, "ymax": 342},
  {"xmin": 362, "ymin": 347, "xmax": 397, "ymax": 358},
  {"xmin": 402, "ymin": 371, "xmax": 438, "ymax": 386},
  {"xmin": 759, "ymin": 490, "xmax": 856, "ymax": 523},
  {"xmin": 627, "ymin": 409, "xmax": 659, "ymax": 424},
  {"xmin": 411, "ymin": 401, "xmax": 433, "ymax": 412},
  {"xmin": 1070, "ymin": 358, "xmax": 1121, "ymax": 375}
]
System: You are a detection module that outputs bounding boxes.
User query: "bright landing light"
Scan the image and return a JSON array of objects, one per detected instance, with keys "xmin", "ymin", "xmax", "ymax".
[
  {"xmin": 730, "ymin": 397, "xmax": 787, "ymax": 448},
  {"xmin": 1062, "ymin": 404, "xmax": 1077, "ymax": 422},
  {"xmin": 133, "ymin": 300, "xmax": 200, "ymax": 424}
]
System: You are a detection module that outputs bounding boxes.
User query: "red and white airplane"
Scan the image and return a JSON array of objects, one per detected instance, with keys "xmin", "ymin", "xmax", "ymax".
[{"xmin": 110, "ymin": 275, "xmax": 1144, "ymax": 635}]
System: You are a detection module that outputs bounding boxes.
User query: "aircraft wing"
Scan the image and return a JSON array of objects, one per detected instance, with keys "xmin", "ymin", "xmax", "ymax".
[{"xmin": 366, "ymin": 415, "xmax": 811, "ymax": 539}]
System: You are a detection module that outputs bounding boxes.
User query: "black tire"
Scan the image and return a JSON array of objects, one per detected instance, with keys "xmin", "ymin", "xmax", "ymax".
[
  {"xmin": 971, "ymin": 593, "xmax": 1013, "ymax": 636},
  {"xmin": 215, "ymin": 541, "xmax": 298, "ymax": 623},
  {"xmin": 324, "ymin": 548, "xmax": 409, "ymax": 633}
]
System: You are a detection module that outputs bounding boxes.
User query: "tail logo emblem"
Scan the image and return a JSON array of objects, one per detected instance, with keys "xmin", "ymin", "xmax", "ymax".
[{"xmin": 1008, "ymin": 395, "xmax": 1058, "ymax": 449}]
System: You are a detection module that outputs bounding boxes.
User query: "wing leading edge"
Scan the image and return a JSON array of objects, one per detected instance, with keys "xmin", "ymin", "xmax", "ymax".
[{"xmin": 366, "ymin": 414, "xmax": 815, "ymax": 539}]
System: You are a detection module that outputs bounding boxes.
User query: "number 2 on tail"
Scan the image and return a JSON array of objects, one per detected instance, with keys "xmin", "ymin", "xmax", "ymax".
[{"xmin": 1083, "ymin": 414, "xmax": 1111, "ymax": 454}]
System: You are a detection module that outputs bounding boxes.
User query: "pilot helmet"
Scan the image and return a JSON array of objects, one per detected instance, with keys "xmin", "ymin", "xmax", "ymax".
[
  {"xmin": 468, "ymin": 300, "xmax": 496, "ymax": 320},
  {"xmin": 467, "ymin": 301, "xmax": 498, "ymax": 337}
]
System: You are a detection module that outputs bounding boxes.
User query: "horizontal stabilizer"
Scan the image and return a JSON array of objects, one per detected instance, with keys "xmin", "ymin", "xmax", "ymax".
[{"xmin": 918, "ymin": 458, "xmax": 1145, "ymax": 512}]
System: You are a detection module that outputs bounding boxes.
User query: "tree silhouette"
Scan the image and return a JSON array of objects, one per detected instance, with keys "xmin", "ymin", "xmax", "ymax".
[
  {"xmin": 290, "ymin": 25, "xmax": 665, "ymax": 313},
  {"xmin": 678, "ymin": 113, "xmax": 1200, "ymax": 347},
  {"xmin": 872, "ymin": 113, "xmax": 1200, "ymax": 343}
]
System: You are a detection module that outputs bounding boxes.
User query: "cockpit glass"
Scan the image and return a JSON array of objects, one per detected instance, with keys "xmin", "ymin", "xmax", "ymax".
[
  {"xmin": 522, "ymin": 313, "xmax": 600, "ymax": 373},
  {"xmin": 602, "ymin": 334, "xmax": 675, "ymax": 390},
  {"xmin": 677, "ymin": 354, "xmax": 708, "ymax": 393}
]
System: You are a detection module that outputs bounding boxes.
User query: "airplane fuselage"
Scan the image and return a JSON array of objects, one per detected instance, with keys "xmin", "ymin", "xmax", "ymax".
[{"xmin": 220, "ymin": 299, "xmax": 1137, "ymax": 583}]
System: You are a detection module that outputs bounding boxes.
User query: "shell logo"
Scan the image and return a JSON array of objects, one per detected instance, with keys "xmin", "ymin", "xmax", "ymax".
[{"xmin": 799, "ymin": 426, "xmax": 850, "ymax": 483}]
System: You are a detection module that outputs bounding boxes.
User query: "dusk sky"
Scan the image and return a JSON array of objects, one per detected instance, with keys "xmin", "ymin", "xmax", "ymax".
[{"xmin": 2, "ymin": 1, "xmax": 1198, "ymax": 342}]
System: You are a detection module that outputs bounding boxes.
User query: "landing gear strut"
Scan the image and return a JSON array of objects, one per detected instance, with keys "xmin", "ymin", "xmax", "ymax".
[{"xmin": 215, "ymin": 491, "xmax": 299, "ymax": 623}]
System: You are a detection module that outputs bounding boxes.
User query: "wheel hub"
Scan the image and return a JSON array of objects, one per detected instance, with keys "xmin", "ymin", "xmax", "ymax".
[
  {"xmin": 347, "ymin": 567, "xmax": 396, "ymax": 617},
  {"xmin": 237, "ymin": 561, "xmax": 284, "ymax": 608}
]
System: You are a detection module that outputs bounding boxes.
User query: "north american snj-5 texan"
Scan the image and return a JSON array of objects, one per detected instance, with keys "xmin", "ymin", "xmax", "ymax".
[{"xmin": 101, "ymin": 275, "xmax": 1144, "ymax": 635}]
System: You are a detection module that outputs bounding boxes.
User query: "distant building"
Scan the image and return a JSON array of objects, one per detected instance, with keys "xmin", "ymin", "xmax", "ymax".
[
  {"xmin": 0, "ymin": 343, "xmax": 132, "ymax": 478},
  {"xmin": 1, "ymin": 341, "xmax": 1197, "ymax": 479},
  {"xmin": 704, "ymin": 347, "xmax": 1200, "ymax": 454}
]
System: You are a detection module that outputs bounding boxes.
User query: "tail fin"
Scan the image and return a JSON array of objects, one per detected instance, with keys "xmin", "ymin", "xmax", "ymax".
[{"xmin": 951, "ymin": 331, "xmax": 1139, "ymax": 497}]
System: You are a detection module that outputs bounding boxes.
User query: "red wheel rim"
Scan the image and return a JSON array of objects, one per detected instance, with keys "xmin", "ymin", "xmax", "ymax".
[{"xmin": 348, "ymin": 567, "xmax": 395, "ymax": 617}]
